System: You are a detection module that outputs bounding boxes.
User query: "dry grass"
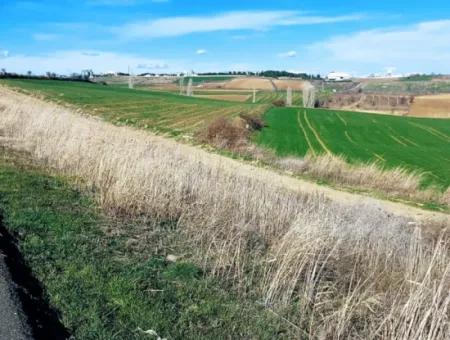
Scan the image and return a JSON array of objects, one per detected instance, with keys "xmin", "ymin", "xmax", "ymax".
[
  {"xmin": 197, "ymin": 116, "xmax": 249, "ymax": 149},
  {"xmin": 1, "ymin": 88, "xmax": 449, "ymax": 339},
  {"xmin": 276, "ymin": 154, "xmax": 446, "ymax": 205}
]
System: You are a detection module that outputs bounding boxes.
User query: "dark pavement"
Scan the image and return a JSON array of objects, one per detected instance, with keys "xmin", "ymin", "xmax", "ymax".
[{"xmin": 0, "ymin": 251, "xmax": 32, "ymax": 340}]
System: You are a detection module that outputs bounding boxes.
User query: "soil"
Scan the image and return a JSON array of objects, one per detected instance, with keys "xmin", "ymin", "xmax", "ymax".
[{"xmin": 408, "ymin": 94, "xmax": 450, "ymax": 118}]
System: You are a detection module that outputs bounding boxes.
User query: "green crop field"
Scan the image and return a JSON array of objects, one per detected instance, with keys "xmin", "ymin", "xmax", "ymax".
[
  {"xmin": 191, "ymin": 89, "xmax": 303, "ymax": 105},
  {"xmin": 247, "ymin": 90, "xmax": 303, "ymax": 105},
  {"xmin": 256, "ymin": 107, "xmax": 450, "ymax": 188},
  {"xmin": 1, "ymin": 79, "xmax": 266, "ymax": 134},
  {"xmin": 184, "ymin": 75, "xmax": 236, "ymax": 85}
]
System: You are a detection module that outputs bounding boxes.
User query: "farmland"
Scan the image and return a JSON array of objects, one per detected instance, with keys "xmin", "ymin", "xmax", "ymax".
[
  {"xmin": 0, "ymin": 79, "xmax": 266, "ymax": 134},
  {"xmin": 192, "ymin": 89, "xmax": 303, "ymax": 105},
  {"xmin": 1, "ymin": 87, "xmax": 449, "ymax": 339},
  {"xmin": 2, "ymin": 79, "xmax": 449, "ymax": 189},
  {"xmin": 184, "ymin": 75, "xmax": 236, "ymax": 84},
  {"xmin": 256, "ymin": 107, "xmax": 450, "ymax": 188}
]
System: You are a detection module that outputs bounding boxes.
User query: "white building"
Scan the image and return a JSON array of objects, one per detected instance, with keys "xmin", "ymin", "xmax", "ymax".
[{"xmin": 326, "ymin": 72, "xmax": 352, "ymax": 82}]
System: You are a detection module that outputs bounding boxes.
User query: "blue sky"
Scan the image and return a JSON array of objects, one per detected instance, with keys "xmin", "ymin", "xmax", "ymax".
[{"xmin": 1, "ymin": 0, "xmax": 450, "ymax": 75}]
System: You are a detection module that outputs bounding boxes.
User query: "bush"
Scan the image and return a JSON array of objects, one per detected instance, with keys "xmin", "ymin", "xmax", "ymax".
[
  {"xmin": 272, "ymin": 99, "xmax": 286, "ymax": 107},
  {"xmin": 201, "ymin": 117, "xmax": 248, "ymax": 148},
  {"xmin": 239, "ymin": 113, "xmax": 266, "ymax": 131}
]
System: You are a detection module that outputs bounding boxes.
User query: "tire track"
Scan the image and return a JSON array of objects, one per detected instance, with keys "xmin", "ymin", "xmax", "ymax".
[
  {"xmin": 409, "ymin": 122, "xmax": 450, "ymax": 142},
  {"xmin": 336, "ymin": 112, "xmax": 347, "ymax": 126},
  {"xmin": 297, "ymin": 110, "xmax": 317, "ymax": 156},
  {"xmin": 345, "ymin": 131, "xmax": 356, "ymax": 144},
  {"xmin": 389, "ymin": 135, "xmax": 408, "ymax": 147},
  {"xmin": 303, "ymin": 110, "xmax": 332, "ymax": 154}
]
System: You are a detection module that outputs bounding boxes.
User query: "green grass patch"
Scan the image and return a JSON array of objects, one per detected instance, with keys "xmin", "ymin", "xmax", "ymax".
[
  {"xmin": 0, "ymin": 151, "xmax": 287, "ymax": 339},
  {"xmin": 255, "ymin": 107, "xmax": 450, "ymax": 188},
  {"xmin": 183, "ymin": 76, "xmax": 236, "ymax": 85},
  {"xmin": 1, "ymin": 79, "xmax": 266, "ymax": 134}
]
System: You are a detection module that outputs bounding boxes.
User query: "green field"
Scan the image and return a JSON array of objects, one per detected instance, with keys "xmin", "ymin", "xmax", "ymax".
[
  {"xmin": 256, "ymin": 107, "xmax": 450, "ymax": 188},
  {"xmin": 192, "ymin": 89, "xmax": 303, "ymax": 105},
  {"xmin": 3, "ymin": 79, "xmax": 449, "ymax": 188},
  {"xmin": 184, "ymin": 75, "xmax": 236, "ymax": 85},
  {"xmin": 1, "ymin": 79, "xmax": 265, "ymax": 134}
]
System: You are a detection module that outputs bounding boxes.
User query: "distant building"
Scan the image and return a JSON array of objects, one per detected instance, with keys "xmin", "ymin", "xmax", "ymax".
[{"xmin": 326, "ymin": 72, "xmax": 352, "ymax": 82}]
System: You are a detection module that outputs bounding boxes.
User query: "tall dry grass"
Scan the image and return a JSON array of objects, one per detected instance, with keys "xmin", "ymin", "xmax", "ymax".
[
  {"xmin": 0, "ymin": 88, "xmax": 449, "ymax": 339},
  {"xmin": 276, "ymin": 154, "xmax": 445, "ymax": 204}
]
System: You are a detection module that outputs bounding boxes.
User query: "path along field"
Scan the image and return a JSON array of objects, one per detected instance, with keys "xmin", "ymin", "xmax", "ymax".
[
  {"xmin": 0, "ymin": 79, "xmax": 266, "ymax": 134},
  {"xmin": 256, "ymin": 107, "xmax": 450, "ymax": 188}
]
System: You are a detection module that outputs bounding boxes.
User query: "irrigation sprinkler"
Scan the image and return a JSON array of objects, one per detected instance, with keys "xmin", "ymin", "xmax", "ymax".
[
  {"xmin": 286, "ymin": 87, "xmax": 292, "ymax": 107},
  {"xmin": 128, "ymin": 66, "xmax": 134, "ymax": 89},
  {"xmin": 179, "ymin": 77, "xmax": 184, "ymax": 95},
  {"xmin": 186, "ymin": 78, "xmax": 193, "ymax": 97},
  {"xmin": 303, "ymin": 83, "xmax": 316, "ymax": 108}
]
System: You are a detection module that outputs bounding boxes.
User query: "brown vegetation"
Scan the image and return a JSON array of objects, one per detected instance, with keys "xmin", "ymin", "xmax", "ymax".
[
  {"xmin": 276, "ymin": 154, "xmax": 446, "ymax": 205},
  {"xmin": 408, "ymin": 94, "xmax": 450, "ymax": 118},
  {"xmin": 0, "ymin": 89, "xmax": 449, "ymax": 338},
  {"xmin": 198, "ymin": 116, "xmax": 248, "ymax": 148}
]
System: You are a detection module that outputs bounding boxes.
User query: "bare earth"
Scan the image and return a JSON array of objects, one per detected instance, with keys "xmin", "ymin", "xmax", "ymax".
[
  {"xmin": 0, "ymin": 86, "xmax": 448, "ymax": 226},
  {"xmin": 409, "ymin": 94, "xmax": 450, "ymax": 118}
]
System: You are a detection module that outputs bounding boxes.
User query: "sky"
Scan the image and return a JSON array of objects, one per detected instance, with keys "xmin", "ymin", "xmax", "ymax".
[{"xmin": 1, "ymin": 0, "xmax": 450, "ymax": 76}]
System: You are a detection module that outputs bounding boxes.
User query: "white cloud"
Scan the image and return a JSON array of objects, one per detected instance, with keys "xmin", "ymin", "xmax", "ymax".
[
  {"xmin": 279, "ymin": 50, "xmax": 297, "ymax": 58},
  {"xmin": 0, "ymin": 50, "xmax": 9, "ymax": 58},
  {"xmin": 196, "ymin": 49, "xmax": 207, "ymax": 55},
  {"xmin": 117, "ymin": 10, "xmax": 362, "ymax": 39},
  {"xmin": 0, "ymin": 50, "xmax": 172, "ymax": 74},
  {"xmin": 308, "ymin": 19, "xmax": 450, "ymax": 74}
]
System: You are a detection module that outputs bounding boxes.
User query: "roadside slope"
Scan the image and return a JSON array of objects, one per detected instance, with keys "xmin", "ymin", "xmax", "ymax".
[
  {"xmin": 0, "ymin": 86, "xmax": 447, "ymax": 224},
  {"xmin": 1, "ymin": 87, "xmax": 449, "ymax": 338}
]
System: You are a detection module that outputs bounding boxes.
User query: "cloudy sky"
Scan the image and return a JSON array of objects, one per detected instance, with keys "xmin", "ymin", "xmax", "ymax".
[{"xmin": 1, "ymin": 0, "xmax": 450, "ymax": 75}]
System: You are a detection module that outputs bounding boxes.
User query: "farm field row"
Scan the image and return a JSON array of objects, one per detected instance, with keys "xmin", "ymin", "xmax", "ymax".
[
  {"xmin": 3, "ymin": 79, "xmax": 449, "ymax": 189},
  {"xmin": 142, "ymin": 87, "xmax": 304, "ymax": 105},
  {"xmin": 256, "ymin": 107, "xmax": 450, "ymax": 188},
  {"xmin": 0, "ymin": 79, "xmax": 266, "ymax": 134}
]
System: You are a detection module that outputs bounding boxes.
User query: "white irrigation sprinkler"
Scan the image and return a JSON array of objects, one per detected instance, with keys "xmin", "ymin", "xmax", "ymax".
[
  {"xmin": 179, "ymin": 77, "xmax": 184, "ymax": 95},
  {"xmin": 186, "ymin": 78, "xmax": 193, "ymax": 97},
  {"xmin": 303, "ymin": 83, "xmax": 316, "ymax": 108},
  {"xmin": 286, "ymin": 87, "xmax": 292, "ymax": 107},
  {"xmin": 128, "ymin": 66, "xmax": 134, "ymax": 89}
]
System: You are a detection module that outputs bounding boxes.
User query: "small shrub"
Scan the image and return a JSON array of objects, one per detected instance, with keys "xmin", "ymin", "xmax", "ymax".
[
  {"xmin": 201, "ymin": 117, "xmax": 248, "ymax": 149},
  {"xmin": 272, "ymin": 99, "xmax": 285, "ymax": 107},
  {"xmin": 239, "ymin": 113, "xmax": 266, "ymax": 131}
]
